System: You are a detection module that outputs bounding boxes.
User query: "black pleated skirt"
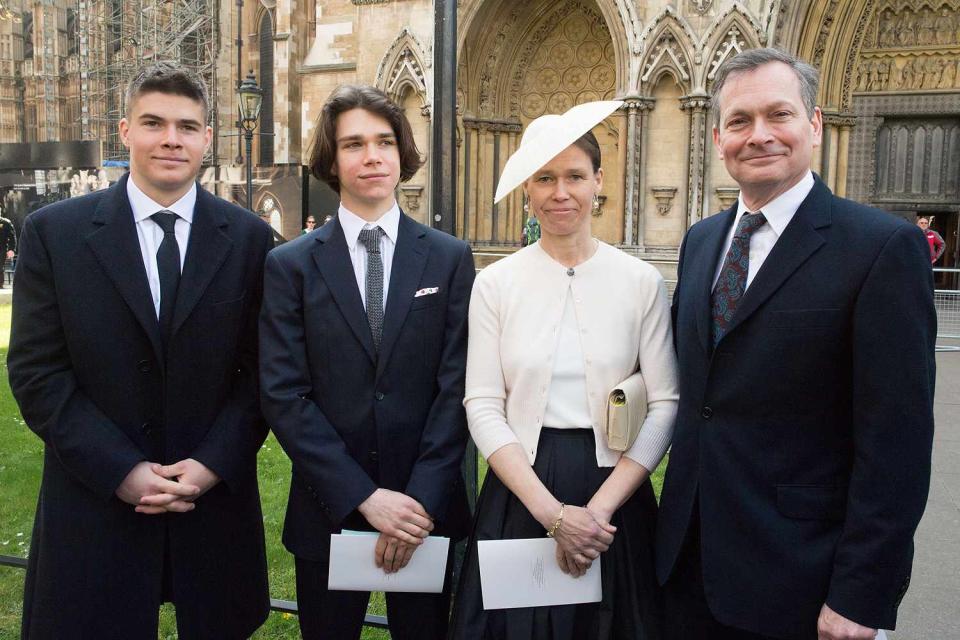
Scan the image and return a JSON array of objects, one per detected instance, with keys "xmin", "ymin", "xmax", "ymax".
[{"xmin": 450, "ymin": 428, "xmax": 663, "ymax": 640}]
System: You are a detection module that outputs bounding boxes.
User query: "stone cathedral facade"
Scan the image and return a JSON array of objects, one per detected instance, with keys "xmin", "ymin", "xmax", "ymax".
[{"xmin": 2, "ymin": 0, "xmax": 958, "ymax": 273}]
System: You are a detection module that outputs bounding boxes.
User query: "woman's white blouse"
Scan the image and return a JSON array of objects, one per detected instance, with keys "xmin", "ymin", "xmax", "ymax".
[{"xmin": 464, "ymin": 240, "xmax": 679, "ymax": 471}]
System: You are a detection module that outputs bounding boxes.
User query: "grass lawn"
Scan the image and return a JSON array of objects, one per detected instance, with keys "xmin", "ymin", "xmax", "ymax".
[{"xmin": 0, "ymin": 300, "xmax": 666, "ymax": 638}]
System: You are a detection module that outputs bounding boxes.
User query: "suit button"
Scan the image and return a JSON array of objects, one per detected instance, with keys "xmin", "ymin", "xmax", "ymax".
[
  {"xmin": 375, "ymin": 391, "xmax": 385, "ymax": 401},
  {"xmin": 140, "ymin": 422, "xmax": 153, "ymax": 435},
  {"xmin": 137, "ymin": 359, "xmax": 151, "ymax": 373},
  {"xmin": 369, "ymin": 450, "xmax": 379, "ymax": 462},
  {"xmin": 700, "ymin": 407, "xmax": 714, "ymax": 419}
]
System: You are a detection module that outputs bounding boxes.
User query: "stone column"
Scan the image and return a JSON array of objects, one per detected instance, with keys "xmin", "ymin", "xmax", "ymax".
[
  {"xmin": 680, "ymin": 92, "xmax": 711, "ymax": 233},
  {"xmin": 623, "ymin": 96, "xmax": 655, "ymax": 249},
  {"xmin": 835, "ymin": 116, "xmax": 856, "ymax": 198}
]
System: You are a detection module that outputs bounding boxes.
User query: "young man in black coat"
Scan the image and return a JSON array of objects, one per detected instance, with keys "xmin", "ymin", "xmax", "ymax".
[{"xmin": 8, "ymin": 63, "xmax": 273, "ymax": 639}]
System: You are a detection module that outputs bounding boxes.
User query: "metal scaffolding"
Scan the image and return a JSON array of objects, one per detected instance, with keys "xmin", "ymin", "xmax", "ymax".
[{"xmin": 79, "ymin": 0, "xmax": 218, "ymax": 162}]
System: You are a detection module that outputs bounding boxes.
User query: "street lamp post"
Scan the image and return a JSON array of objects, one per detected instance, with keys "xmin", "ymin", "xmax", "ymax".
[{"xmin": 237, "ymin": 70, "xmax": 263, "ymax": 212}]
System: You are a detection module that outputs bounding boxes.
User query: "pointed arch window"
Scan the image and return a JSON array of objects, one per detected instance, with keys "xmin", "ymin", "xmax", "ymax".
[{"xmin": 258, "ymin": 13, "xmax": 275, "ymax": 165}]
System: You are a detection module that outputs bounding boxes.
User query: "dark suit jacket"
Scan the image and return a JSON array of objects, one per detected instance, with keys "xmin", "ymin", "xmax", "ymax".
[
  {"xmin": 260, "ymin": 212, "xmax": 474, "ymax": 561},
  {"xmin": 655, "ymin": 177, "xmax": 936, "ymax": 639},
  {"xmin": 8, "ymin": 174, "xmax": 273, "ymax": 639}
]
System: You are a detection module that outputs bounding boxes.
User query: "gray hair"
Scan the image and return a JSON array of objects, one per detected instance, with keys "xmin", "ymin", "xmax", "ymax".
[
  {"xmin": 711, "ymin": 47, "xmax": 819, "ymax": 128},
  {"xmin": 125, "ymin": 62, "xmax": 209, "ymax": 121}
]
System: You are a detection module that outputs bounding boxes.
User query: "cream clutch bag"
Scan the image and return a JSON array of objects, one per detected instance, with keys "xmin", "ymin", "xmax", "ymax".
[{"xmin": 604, "ymin": 372, "xmax": 647, "ymax": 452}]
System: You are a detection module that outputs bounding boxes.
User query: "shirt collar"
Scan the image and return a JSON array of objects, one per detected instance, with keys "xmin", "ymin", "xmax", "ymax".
[
  {"xmin": 735, "ymin": 171, "xmax": 814, "ymax": 238},
  {"xmin": 338, "ymin": 201, "xmax": 401, "ymax": 250},
  {"xmin": 127, "ymin": 175, "xmax": 197, "ymax": 224}
]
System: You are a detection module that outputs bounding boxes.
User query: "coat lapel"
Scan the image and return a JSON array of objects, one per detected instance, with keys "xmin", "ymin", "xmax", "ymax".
[
  {"xmin": 170, "ymin": 186, "xmax": 233, "ymax": 337},
  {"xmin": 692, "ymin": 205, "xmax": 737, "ymax": 355},
  {"xmin": 376, "ymin": 213, "xmax": 428, "ymax": 379},
  {"xmin": 84, "ymin": 174, "xmax": 164, "ymax": 366},
  {"xmin": 312, "ymin": 219, "xmax": 377, "ymax": 364},
  {"xmin": 720, "ymin": 178, "xmax": 832, "ymax": 342}
]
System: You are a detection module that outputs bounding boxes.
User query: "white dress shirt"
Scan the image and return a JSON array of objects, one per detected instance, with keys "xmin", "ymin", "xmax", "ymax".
[
  {"xmin": 337, "ymin": 202, "xmax": 400, "ymax": 310},
  {"xmin": 712, "ymin": 171, "xmax": 815, "ymax": 291},
  {"xmin": 127, "ymin": 177, "xmax": 195, "ymax": 318}
]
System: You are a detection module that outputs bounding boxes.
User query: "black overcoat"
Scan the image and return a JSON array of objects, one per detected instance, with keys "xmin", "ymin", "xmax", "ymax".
[{"xmin": 8, "ymin": 174, "xmax": 273, "ymax": 639}]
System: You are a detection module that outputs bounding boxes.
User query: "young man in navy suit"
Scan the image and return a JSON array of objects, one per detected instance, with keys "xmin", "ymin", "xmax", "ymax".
[
  {"xmin": 656, "ymin": 48, "xmax": 936, "ymax": 640},
  {"xmin": 8, "ymin": 63, "xmax": 272, "ymax": 639},
  {"xmin": 260, "ymin": 85, "xmax": 474, "ymax": 640}
]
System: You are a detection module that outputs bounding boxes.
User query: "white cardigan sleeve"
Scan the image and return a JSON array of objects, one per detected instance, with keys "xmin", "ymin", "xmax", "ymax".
[
  {"xmin": 463, "ymin": 271, "xmax": 522, "ymax": 460},
  {"xmin": 623, "ymin": 273, "xmax": 679, "ymax": 472}
]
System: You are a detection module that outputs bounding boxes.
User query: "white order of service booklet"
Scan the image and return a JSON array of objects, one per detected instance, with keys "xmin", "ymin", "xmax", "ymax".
[
  {"xmin": 327, "ymin": 530, "xmax": 450, "ymax": 593},
  {"xmin": 477, "ymin": 538, "xmax": 602, "ymax": 610}
]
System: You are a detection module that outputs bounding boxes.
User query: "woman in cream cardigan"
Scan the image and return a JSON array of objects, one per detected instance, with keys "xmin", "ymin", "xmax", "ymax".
[{"xmin": 450, "ymin": 102, "xmax": 678, "ymax": 639}]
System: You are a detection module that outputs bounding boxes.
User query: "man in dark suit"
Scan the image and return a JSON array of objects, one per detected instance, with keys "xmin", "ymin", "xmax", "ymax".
[
  {"xmin": 656, "ymin": 48, "xmax": 936, "ymax": 640},
  {"xmin": 0, "ymin": 209, "xmax": 16, "ymax": 288},
  {"xmin": 8, "ymin": 63, "xmax": 272, "ymax": 639},
  {"xmin": 259, "ymin": 85, "xmax": 474, "ymax": 640}
]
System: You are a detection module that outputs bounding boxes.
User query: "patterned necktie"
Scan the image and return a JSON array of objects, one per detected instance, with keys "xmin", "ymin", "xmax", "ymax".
[
  {"xmin": 151, "ymin": 210, "xmax": 181, "ymax": 348},
  {"xmin": 711, "ymin": 211, "xmax": 767, "ymax": 347},
  {"xmin": 358, "ymin": 227, "xmax": 386, "ymax": 351}
]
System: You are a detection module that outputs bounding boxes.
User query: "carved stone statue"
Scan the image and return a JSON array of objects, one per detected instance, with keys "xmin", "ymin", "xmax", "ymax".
[
  {"xmin": 878, "ymin": 59, "xmax": 891, "ymax": 89},
  {"xmin": 897, "ymin": 11, "xmax": 916, "ymax": 47},
  {"xmin": 924, "ymin": 57, "xmax": 944, "ymax": 88},
  {"xmin": 869, "ymin": 60, "xmax": 881, "ymax": 91},
  {"xmin": 935, "ymin": 7, "xmax": 955, "ymax": 46},
  {"xmin": 917, "ymin": 8, "xmax": 936, "ymax": 46},
  {"xmin": 880, "ymin": 10, "xmax": 898, "ymax": 47}
]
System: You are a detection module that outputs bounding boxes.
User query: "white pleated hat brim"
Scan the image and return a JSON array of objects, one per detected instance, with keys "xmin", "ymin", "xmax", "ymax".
[{"xmin": 493, "ymin": 100, "xmax": 623, "ymax": 204}]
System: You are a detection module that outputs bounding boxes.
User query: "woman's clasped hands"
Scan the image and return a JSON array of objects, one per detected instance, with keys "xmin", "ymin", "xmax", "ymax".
[{"xmin": 551, "ymin": 504, "xmax": 616, "ymax": 578}]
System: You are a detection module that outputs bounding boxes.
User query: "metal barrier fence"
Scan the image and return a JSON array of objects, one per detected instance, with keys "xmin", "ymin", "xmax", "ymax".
[{"xmin": 934, "ymin": 269, "xmax": 960, "ymax": 349}]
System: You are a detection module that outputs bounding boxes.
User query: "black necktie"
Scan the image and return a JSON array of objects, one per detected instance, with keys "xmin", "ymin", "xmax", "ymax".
[
  {"xmin": 358, "ymin": 227, "xmax": 386, "ymax": 352},
  {"xmin": 151, "ymin": 211, "xmax": 181, "ymax": 347}
]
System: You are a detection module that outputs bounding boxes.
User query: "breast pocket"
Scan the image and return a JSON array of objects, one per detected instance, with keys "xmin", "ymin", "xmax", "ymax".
[
  {"xmin": 409, "ymin": 292, "xmax": 444, "ymax": 312},
  {"xmin": 769, "ymin": 308, "xmax": 842, "ymax": 328}
]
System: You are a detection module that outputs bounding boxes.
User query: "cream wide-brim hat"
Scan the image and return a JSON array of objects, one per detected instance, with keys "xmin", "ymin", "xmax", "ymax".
[{"xmin": 493, "ymin": 100, "xmax": 623, "ymax": 204}]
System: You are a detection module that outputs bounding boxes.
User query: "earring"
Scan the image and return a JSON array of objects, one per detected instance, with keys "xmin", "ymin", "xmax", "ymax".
[
  {"xmin": 592, "ymin": 194, "xmax": 600, "ymax": 212},
  {"xmin": 523, "ymin": 202, "xmax": 529, "ymax": 214}
]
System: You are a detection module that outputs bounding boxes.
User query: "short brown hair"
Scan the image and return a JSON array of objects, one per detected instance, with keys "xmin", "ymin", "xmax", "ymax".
[
  {"xmin": 308, "ymin": 85, "xmax": 423, "ymax": 193},
  {"xmin": 125, "ymin": 62, "xmax": 209, "ymax": 121}
]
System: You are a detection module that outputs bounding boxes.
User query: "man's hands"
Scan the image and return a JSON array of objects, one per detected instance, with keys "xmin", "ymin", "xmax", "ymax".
[
  {"xmin": 551, "ymin": 505, "xmax": 616, "ymax": 578},
  {"xmin": 116, "ymin": 458, "xmax": 220, "ymax": 515},
  {"xmin": 374, "ymin": 533, "xmax": 419, "ymax": 573},
  {"xmin": 357, "ymin": 489, "xmax": 434, "ymax": 573},
  {"xmin": 818, "ymin": 604, "xmax": 878, "ymax": 640},
  {"xmin": 358, "ymin": 488, "xmax": 434, "ymax": 545},
  {"xmin": 116, "ymin": 461, "xmax": 199, "ymax": 513}
]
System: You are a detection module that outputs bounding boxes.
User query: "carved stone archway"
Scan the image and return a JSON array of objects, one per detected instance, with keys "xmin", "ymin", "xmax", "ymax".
[{"xmin": 457, "ymin": 0, "xmax": 625, "ymax": 246}]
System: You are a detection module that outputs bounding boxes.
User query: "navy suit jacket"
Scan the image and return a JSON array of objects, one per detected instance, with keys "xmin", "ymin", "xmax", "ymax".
[
  {"xmin": 655, "ymin": 177, "xmax": 936, "ymax": 639},
  {"xmin": 260, "ymin": 212, "xmax": 474, "ymax": 560},
  {"xmin": 8, "ymin": 174, "xmax": 273, "ymax": 639}
]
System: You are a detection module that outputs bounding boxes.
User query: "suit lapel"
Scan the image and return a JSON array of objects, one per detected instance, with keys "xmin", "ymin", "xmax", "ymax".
[
  {"xmin": 84, "ymin": 174, "xmax": 164, "ymax": 366},
  {"xmin": 692, "ymin": 205, "xmax": 737, "ymax": 355},
  {"xmin": 376, "ymin": 213, "xmax": 428, "ymax": 379},
  {"xmin": 312, "ymin": 219, "xmax": 377, "ymax": 364},
  {"xmin": 170, "ymin": 186, "xmax": 233, "ymax": 337},
  {"xmin": 720, "ymin": 178, "xmax": 832, "ymax": 341}
]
